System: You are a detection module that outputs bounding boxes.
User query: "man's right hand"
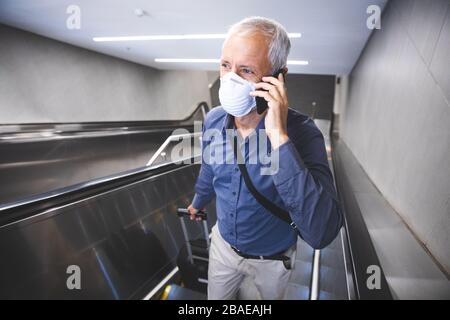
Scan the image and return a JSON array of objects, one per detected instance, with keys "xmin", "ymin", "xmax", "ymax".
[{"xmin": 187, "ymin": 204, "xmax": 205, "ymax": 221}]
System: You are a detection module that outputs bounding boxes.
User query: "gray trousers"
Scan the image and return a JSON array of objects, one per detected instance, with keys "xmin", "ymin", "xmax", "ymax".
[{"xmin": 207, "ymin": 224, "xmax": 297, "ymax": 300}]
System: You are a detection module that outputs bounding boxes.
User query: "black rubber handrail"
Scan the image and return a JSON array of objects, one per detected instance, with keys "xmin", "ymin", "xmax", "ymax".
[
  {"xmin": 331, "ymin": 138, "xmax": 393, "ymax": 300},
  {"xmin": 0, "ymin": 102, "xmax": 210, "ymax": 226},
  {"xmin": 0, "ymin": 101, "xmax": 210, "ymax": 135},
  {"xmin": 0, "ymin": 155, "xmax": 200, "ymax": 228}
]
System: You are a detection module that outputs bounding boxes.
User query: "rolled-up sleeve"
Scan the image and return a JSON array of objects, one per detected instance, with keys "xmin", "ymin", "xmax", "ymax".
[{"xmin": 272, "ymin": 134, "xmax": 343, "ymax": 249}]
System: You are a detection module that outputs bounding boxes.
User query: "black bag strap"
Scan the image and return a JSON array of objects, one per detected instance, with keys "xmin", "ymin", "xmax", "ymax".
[{"xmin": 231, "ymin": 135, "xmax": 298, "ymax": 230}]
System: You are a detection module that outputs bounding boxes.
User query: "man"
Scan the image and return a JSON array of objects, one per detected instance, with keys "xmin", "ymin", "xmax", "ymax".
[{"xmin": 188, "ymin": 16, "xmax": 343, "ymax": 300}]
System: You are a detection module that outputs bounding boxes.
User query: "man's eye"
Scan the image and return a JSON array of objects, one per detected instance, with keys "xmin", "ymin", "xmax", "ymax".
[
  {"xmin": 242, "ymin": 68, "xmax": 253, "ymax": 74},
  {"xmin": 221, "ymin": 63, "xmax": 230, "ymax": 69}
]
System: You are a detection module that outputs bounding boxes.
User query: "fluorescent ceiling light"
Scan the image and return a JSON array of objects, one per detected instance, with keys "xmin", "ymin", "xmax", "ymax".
[
  {"xmin": 287, "ymin": 60, "xmax": 309, "ymax": 65},
  {"xmin": 94, "ymin": 34, "xmax": 226, "ymax": 42},
  {"xmin": 93, "ymin": 33, "xmax": 301, "ymax": 42},
  {"xmin": 154, "ymin": 58, "xmax": 309, "ymax": 65},
  {"xmin": 288, "ymin": 33, "xmax": 302, "ymax": 38},
  {"xmin": 155, "ymin": 58, "xmax": 221, "ymax": 63}
]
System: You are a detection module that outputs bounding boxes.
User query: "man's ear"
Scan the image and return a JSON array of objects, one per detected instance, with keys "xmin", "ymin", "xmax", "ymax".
[{"xmin": 282, "ymin": 67, "xmax": 288, "ymax": 75}]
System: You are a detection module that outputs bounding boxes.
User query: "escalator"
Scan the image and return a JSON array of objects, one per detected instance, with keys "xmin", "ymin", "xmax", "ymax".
[
  {"xmin": 0, "ymin": 102, "xmax": 208, "ymax": 205},
  {"xmin": 0, "ymin": 106, "xmax": 393, "ymax": 300},
  {"xmin": 0, "ymin": 103, "xmax": 212, "ymax": 299},
  {"xmin": 0, "ymin": 161, "xmax": 210, "ymax": 299}
]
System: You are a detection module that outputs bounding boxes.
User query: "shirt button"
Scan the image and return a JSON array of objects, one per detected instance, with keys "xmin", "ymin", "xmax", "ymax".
[
  {"xmin": 232, "ymin": 191, "xmax": 236, "ymax": 196},
  {"xmin": 230, "ymin": 214, "xmax": 234, "ymax": 217},
  {"xmin": 235, "ymin": 168, "xmax": 239, "ymax": 172}
]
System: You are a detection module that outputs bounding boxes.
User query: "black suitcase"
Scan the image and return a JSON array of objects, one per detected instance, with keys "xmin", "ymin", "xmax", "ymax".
[{"xmin": 176, "ymin": 208, "xmax": 210, "ymax": 293}]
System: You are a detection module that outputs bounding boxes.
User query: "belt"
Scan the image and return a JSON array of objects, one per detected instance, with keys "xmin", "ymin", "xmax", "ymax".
[{"xmin": 230, "ymin": 246, "xmax": 290, "ymax": 262}]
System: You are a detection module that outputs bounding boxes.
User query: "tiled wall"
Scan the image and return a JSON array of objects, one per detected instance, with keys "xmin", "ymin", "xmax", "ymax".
[{"xmin": 341, "ymin": 0, "xmax": 450, "ymax": 273}]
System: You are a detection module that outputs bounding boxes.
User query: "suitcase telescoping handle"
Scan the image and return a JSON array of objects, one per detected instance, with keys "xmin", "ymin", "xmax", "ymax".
[
  {"xmin": 176, "ymin": 208, "xmax": 207, "ymax": 220},
  {"xmin": 176, "ymin": 208, "xmax": 210, "ymax": 262}
]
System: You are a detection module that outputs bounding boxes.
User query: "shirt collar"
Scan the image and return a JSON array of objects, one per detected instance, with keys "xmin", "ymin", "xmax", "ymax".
[
  {"xmin": 221, "ymin": 110, "xmax": 266, "ymax": 133},
  {"xmin": 222, "ymin": 113, "xmax": 234, "ymax": 132}
]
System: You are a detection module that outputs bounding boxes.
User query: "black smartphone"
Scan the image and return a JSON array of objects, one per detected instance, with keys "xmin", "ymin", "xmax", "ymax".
[{"xmin": 256, "ymin": 69, "xmax": 285, "ymax": 114}]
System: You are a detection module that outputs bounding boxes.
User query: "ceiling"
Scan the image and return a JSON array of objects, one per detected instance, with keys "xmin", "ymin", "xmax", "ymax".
[{"xmin": 0, "ymin": 0, "xmax": 387, "ymax": 75}]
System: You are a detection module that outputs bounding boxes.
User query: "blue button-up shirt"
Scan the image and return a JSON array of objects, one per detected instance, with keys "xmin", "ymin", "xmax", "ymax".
[{"xmin": 192, "ymin": 106, "xmax": 342, "ymax": 255}]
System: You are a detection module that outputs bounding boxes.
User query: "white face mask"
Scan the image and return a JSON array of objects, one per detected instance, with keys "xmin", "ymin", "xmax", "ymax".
[{"xmin": 218, "ymin": 72, "xmax": 256, "ymax": 117}]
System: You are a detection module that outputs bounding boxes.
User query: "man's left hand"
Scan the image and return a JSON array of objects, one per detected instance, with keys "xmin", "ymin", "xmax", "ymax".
[{"xmin": 250, "ymin": 73, "xmax": 289, "ymax": 149}]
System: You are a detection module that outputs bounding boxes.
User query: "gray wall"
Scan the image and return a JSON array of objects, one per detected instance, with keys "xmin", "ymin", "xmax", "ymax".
[
  {"xmin": 0, "ymin": 24, "xmax": 212, "ymax": 123},
  {"xmin": 286, "ymin": 74, "xmax": 335, "ymax": 120},
  {"xmin": 340, "ymin": 0, "xmax": 450, "ymax": 273}
]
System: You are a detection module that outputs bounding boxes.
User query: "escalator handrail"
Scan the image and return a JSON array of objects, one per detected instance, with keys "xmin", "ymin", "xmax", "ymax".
[
  {"xmin": 331, "ymin": 138, "xmax": 393, "ymax": 300},
  {"xmin": 0, "ymin": 102, "xmax": 211, "ymax": 226},
  {"xmin": 0, "ymin": 154, "xmax": 200, "ymax": 229},
  {"xmin": 0, "ymin": 101, "xmax": 210, "ymax": 139}
]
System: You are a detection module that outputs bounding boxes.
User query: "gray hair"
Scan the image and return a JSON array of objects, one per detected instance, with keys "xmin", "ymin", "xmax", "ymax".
[{"xmin": 225, "ymin": 16, "xmax": 291, "ymax": 74}]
